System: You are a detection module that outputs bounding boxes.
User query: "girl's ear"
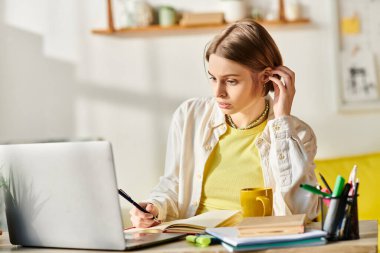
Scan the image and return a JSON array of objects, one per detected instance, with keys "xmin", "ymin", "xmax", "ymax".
[{"xmin": 260, "ymin": 67, "xmax": 273, "ymax": 84}]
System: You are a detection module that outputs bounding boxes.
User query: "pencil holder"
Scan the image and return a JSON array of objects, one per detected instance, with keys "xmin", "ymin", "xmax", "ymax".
[{"xmin": 319, "ymin": 194, "xmax": 359, "ymax": 241}]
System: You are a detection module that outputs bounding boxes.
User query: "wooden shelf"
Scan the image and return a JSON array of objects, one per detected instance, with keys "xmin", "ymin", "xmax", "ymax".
[
  {"xmin": 92, "ymin": 19, "xmax": 311, "ymax": 36},
  {"xmin": 92, "ymin": 24, "xmax": 226, "ymax": 35},
  {"xmin": 94, "ymin": 0, "xmax": 310, "ymax": 36}
]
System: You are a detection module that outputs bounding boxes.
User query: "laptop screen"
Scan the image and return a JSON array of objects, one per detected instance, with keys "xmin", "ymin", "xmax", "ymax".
[{"xmin": 0, "ymin": 141, "xmax": 126, "ymax": 250}]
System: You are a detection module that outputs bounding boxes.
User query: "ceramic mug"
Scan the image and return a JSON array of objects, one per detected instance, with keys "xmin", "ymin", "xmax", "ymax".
[
  {"xmin": 240, "ymin": 188, "xmax": 273, "ymax": 217},
  {"xmin": 158, "ymin": 6, "xmax": 176, "ymax": 27}
]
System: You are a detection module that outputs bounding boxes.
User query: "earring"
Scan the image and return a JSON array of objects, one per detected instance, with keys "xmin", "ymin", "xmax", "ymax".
[{"xmin": 262, "ymin": 81, "xmax": 270, "ymax": 96}]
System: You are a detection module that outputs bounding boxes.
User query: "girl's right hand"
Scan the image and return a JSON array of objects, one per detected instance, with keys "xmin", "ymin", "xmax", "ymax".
[{"xmin": 129, "ymin": 202, "xmax": 160, "ymax": 228}]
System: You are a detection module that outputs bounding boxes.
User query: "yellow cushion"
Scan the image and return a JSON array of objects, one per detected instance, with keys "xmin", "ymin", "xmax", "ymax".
[{"xmin": 315, "ymin": 153, "xmax": 380, "ymax": 248}]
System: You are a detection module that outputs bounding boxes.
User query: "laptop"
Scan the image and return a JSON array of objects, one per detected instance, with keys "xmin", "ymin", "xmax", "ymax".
[{"xmin": 0, "ymin": 141, "xmax": 185, "ymax": 250}]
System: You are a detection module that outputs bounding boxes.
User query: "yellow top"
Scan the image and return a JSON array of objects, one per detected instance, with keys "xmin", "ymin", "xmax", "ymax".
[{"xmin": 196, "ymin": 120, "xmax": 267, "ymax": 214}]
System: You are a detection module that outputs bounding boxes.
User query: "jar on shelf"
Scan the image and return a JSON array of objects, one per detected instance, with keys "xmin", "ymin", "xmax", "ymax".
[
  {"xmin": 251, "ymin": 7, "xmax": 263, "ymax": 21},
  {"xmin": 158, "ymin": 6, "xmax": 177, "ymax": 27},
  {"xmin": 265, "ymin": 0, "xmax": 279, "ymax": 21},
  {"xmin": 219, "ymin": 0, "xmax": 248, "ymax": 23},
  {"xmin": 285, "ymin": 0, "xmax": 301, "ymax": 21},
  {"xmin": 124, "ymin": 0, "xmax": 153, "ymax": 27}
]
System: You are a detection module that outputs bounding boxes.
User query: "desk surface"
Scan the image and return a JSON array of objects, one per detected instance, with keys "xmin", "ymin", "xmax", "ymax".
[{"xmin": 0, "ymin": 220, "xmax": 377, "ymax": 253}]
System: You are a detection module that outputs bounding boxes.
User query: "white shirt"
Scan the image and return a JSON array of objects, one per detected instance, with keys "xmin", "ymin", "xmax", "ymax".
[{"xmin": 147, "ymin": 97, "xmax": 319, "ymax": 221}]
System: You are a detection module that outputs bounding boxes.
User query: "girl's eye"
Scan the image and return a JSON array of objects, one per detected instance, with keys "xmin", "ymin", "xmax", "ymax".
[
  {"xmin": 226, "ymin": 80, "xmax": 237, "ymax": 85},
  {"xmin": 209, "ymin": 76, "xmax": 217, "ymax": 82}
]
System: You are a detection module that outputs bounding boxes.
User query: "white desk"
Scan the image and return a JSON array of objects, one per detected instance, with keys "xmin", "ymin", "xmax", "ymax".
[{"xmin": 0, "ymin": 220, "xmax": 377, "ymax": 253}]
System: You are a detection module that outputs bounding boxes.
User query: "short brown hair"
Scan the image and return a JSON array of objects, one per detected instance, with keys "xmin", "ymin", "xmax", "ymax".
[{"xmin": 205, "ymin": 19, "xmax": 283, "ymax": 95}]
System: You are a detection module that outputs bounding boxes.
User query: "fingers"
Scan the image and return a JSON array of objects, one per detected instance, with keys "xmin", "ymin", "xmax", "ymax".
[
  {"xmin": 269, "ymin": 66, "xmax": 295, "ymax": 117},
  {"xmin": 274, "ymin": 65, "xmax": 294, "ymax": 79},
  {"xmin": 130, "ymin": 202, "xmax": 152, "ymax": 217},
  {"xmin": 272, "ymin": 79, "xmax": 280, "ymax": 97},
  {"xmin": 269, "ymin": 76, "xmax": 286, "ymax": 94},
  {"xmin": 130, "ymin": 214, "xmax": 156, "ymax": 228},
  {"xmin": 129, "ymin": 202, "xmax": 160, "ymax": 228},
  {"xmin": 146, "ymin": 203, "xmax": 159, "ymax": 217},
  {"xmin": 129, "ymin": 209, "xmax": 155, "ymax": 228},
  {"xmin": 270, "ymin": 66, "xmax": 295, "ymax": 92}
]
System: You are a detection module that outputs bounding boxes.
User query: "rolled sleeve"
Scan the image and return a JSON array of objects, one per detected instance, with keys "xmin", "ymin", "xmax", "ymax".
[
  {"xmin": 268, "ymin": 116, "xmax": 295, "ymax": 188},
  {"xmin": 266, "ymin": 115, "xmax": 319, "ymax": 220}
]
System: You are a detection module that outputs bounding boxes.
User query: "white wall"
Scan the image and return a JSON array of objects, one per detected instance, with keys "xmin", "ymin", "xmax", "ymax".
[{"xmin": 1, "ymin": 0, "xmax": 380, "ymax": 226}]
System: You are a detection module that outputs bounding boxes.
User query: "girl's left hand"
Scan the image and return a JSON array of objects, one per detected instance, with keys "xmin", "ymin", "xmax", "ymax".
[{"xmin": 268, "ymin": 66, "xmax": 296, "ymax": 118}]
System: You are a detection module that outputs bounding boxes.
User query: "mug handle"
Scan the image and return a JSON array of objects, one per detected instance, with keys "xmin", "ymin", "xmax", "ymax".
[{"xmin": 256, "ymin": 196, "xmax": 271, "ymax": 216}]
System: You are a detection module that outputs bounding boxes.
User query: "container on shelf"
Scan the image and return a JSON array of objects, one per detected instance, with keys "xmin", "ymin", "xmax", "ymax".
[
  {"xmin": 124, "ymin": 0, "xmax": 153, "ymax": 27},
  {"xmin": 219, "ymin": 0, "xmax": 248, "ymax": 23},
  {"xmin": 158, "ymin": 6, "xmax": 177, "ymax": 27}
]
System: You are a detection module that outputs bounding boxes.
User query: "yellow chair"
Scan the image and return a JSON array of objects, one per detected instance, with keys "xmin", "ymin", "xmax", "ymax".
[{"xmin": 315, "ymin": 152, "xmax": 380, "ymax": 249}]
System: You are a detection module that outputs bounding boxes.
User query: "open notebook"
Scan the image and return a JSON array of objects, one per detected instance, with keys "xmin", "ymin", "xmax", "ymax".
[{"xmin": 126, "ymin": 210, "xmax": 242, "ymax": 234}]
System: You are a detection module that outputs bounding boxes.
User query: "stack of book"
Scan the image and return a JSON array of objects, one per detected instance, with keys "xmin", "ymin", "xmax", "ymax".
[
  {"xmin": 206, "ymin": 214, "xmax": 327, "ymax": 252},
  {"xmin": 237, "ymin": 214, "xmax": 306, "ymax": 237}
]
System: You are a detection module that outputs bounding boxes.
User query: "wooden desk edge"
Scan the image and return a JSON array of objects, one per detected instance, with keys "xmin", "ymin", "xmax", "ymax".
[{"xmin": 0, "ymin": 220, "xmax": 377, "ymax": 253}]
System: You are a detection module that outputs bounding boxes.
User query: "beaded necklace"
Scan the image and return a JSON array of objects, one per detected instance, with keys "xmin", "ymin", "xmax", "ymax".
[{"xmin": 226, "ymin": 100, "xmax": 269, "ymax": 130}]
